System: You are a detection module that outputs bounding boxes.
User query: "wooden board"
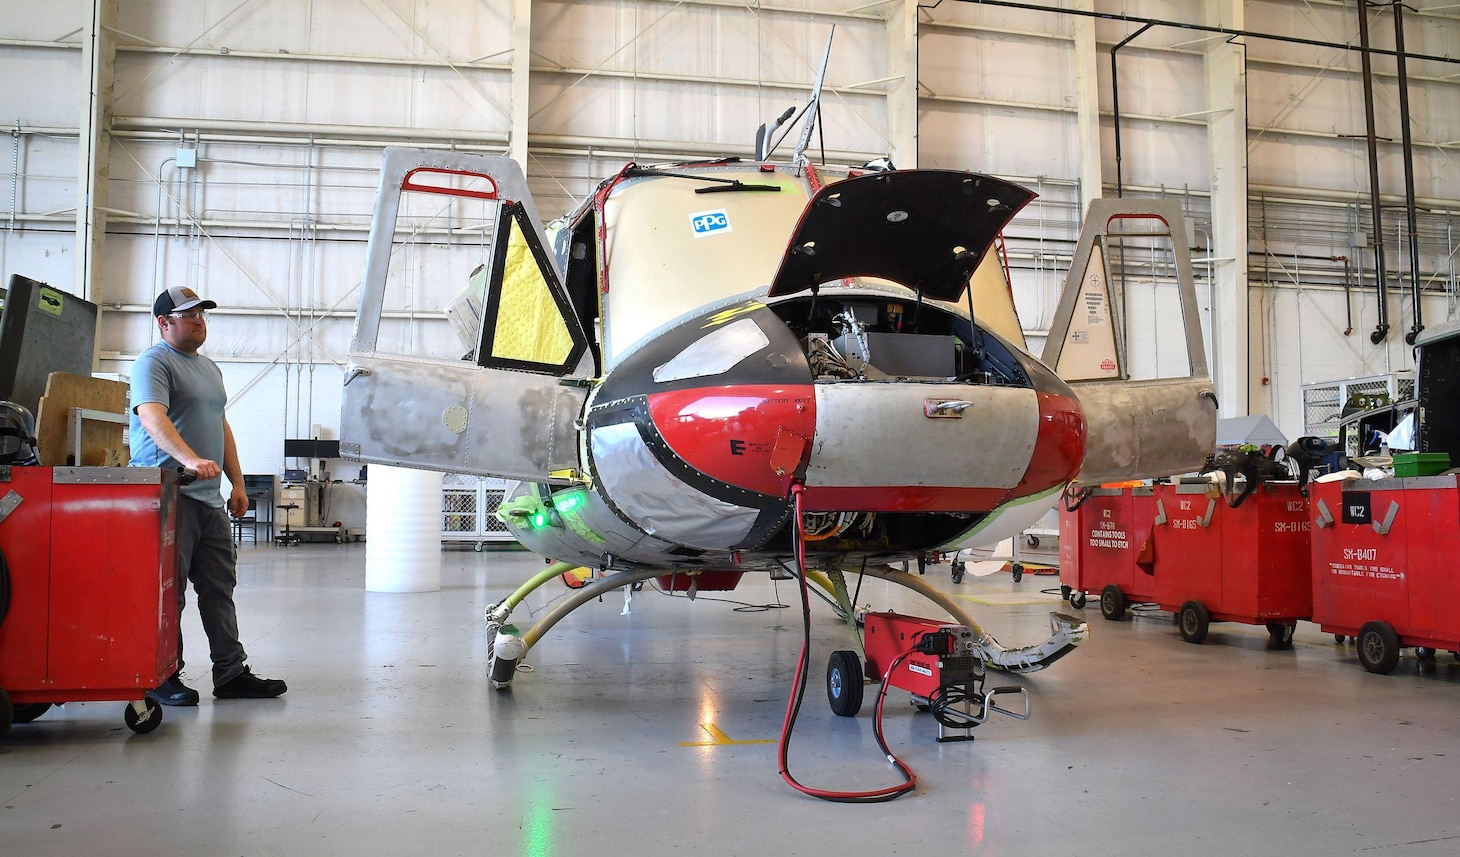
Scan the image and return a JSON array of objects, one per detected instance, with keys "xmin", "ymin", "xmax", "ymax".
[{"xmin": 34, "ymin": 372, "xmax": 129, "ymax": 466}]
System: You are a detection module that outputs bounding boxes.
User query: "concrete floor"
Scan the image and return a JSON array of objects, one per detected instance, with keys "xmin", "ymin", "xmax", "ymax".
[{"xmin": 4, "ymin": 543, "xmax": 1460, "ymax": 856}]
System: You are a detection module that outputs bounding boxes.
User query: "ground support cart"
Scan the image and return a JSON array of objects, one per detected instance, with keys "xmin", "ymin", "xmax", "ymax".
[
  {"xmin": 1309, "ymin": 474, "xmax": 1460, "ymax": 674},
  {"xmin": 1150, "ymin": 481, "xmax": 1312, "ymax": 648},
  {"xmin": 0, "ymin": 466, "xmax": 181, "ymax": 734},
  {"xmin": 1058, "ymin": 485, "xmax": 1158, "ymax": 619}
]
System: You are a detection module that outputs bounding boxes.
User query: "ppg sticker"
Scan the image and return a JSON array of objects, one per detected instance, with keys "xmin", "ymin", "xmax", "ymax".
[{"xmin": 690, "ymin": 209, "xmax": 731, "ymax": 238}]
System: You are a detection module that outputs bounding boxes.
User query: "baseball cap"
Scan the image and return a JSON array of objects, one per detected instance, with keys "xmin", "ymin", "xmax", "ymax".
[{"xmin": 153, "ymin": 286, "xmax": 218, "ymax": 316}]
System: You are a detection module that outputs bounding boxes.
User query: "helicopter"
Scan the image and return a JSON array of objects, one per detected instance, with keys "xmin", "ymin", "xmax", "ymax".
[{"xmin": 338, "ymin": 44, "xmax": 1216, "ymax": 691}]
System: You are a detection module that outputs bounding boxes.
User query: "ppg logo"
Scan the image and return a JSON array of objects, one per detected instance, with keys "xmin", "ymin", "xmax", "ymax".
[{"xmin": 690, "ymin": 209, "xmax": 731, "ymax": 237}]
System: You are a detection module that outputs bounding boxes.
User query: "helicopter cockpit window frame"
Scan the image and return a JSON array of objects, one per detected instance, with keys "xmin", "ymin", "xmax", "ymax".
[{"xmin": 477, "ymin": 201, "xmax": 589, "ymax": 376}]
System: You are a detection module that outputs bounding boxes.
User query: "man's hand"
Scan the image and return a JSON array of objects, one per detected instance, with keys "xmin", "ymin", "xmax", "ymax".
[
  {"xmin": 186, "ymin": 458, "xmax": 223, "ymax": 481},
  {"xmin": 228, "ymin": 483, "xmax": 249, "ymax": 519}
]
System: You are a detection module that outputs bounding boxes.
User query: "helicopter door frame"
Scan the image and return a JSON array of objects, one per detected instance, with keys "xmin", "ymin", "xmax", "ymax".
[
  {"xmin": 341, "ymin": 148, "xmax": 593, "ymax": 484},
  {"xmin": 1043, "ymin": 198, "xmax": 1217, "ymax": 485}
]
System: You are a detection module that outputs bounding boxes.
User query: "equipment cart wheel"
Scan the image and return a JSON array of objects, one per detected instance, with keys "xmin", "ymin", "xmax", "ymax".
[
  {"xmin": 123, "ymin": 698, "xmax": 164, "ymax": 734},
  {"xmin": 1334, "ymin": 634, "xmax": 1346, "ymax": 644},
  {"xmin": 1356, "ymin": 621, "xmax": 1401, "ymax": 675},
  {"xmin": 1266, "ymin": 622, "xmax": 1296, "ymax": 650},
  {"xmin": 1069, "ymin": 590, "xmax": 1088, "ymax": 609},
  {"xmin": 11, "ymin": 703, "xmax": 51, "ymax": 724},
  {"xmin": 1100, "ymin": 585, "xmax": 1127, "ymax": 621},
  {"xmin": 1060, "ymin": 584, "xmax": 1072, "ymax": 600},
  {"xmin": 826, "ymin": 650, "xmax": 864, "ymax": 718},
  {"xmin": 950, "ymin": 560, "xmax": 965, "ymax": 584},
  {"xmin": 1178, "ymin": 601, "xmax": 1210, "ymax": 644},
  {"xmin": 1415, "ymin": 647, "xmax": 1437, "ymax": 662},
  {"xmin": 1011, "ymin": 563, "xmax": 1024, "ymax": 583}
]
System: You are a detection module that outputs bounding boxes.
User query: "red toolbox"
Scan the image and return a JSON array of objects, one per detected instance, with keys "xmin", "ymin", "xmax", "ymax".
[
  {"xmin": 1058, "ymin": 485, "xmax": 1158, "ymax": 619},
  {"xmin": 1150, "ymin": 480, "xmax": 1312, "ymax": 647},
  {"xmin": 1309, "ymin": 474, "xmax": 1460, "ymax": 674},
  {"xmin": 0, "ymin": 466, "xmax": 181, "ymax": 734}
]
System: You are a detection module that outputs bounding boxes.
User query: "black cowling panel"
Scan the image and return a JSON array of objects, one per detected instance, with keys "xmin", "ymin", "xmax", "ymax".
[{"xmin": 768, "ymin": 170, "xmax": 1036, "ymax": 303}]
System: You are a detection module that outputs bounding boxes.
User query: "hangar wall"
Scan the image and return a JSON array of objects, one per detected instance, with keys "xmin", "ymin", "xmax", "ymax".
[{"xmin": 1, "ymin": 0, "xmax": 1457, "ymax": 474}]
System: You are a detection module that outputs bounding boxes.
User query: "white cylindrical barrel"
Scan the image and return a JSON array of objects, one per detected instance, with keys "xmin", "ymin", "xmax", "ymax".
[{"xmin": 365, "ymin": 464, "xmax": 443, "ymax": 593}]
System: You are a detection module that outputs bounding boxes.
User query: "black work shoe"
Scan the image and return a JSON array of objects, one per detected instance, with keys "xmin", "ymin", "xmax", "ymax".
[
  {"xmin": 213, "ymin": 667, "xmax": 287, "ymax": 699},
  {"xmin": 147, "ymin": 674, "xmax": 200, "ymax": 707}
]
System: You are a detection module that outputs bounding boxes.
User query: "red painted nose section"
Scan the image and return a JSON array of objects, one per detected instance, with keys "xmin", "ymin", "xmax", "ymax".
[
  {"xmin": 647, "ymin": 385, "xmax": 817, "ymax": 497},
  {"xmin": 1010, "ymin": 392, "xmax": 1086, "ymax": 498}
]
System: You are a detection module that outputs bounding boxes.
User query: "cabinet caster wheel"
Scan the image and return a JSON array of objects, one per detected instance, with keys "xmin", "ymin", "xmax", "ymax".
[{"xmin": 124, "ymin": 698, "xmax": 164, "ymax": 734}]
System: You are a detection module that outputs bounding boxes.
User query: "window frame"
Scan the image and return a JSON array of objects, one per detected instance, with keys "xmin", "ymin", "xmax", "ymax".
[{"xmin": 477, "ymin": 201, "xmax": 589, "ymax": 375}]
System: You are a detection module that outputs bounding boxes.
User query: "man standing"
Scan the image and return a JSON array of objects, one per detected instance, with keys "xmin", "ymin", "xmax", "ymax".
[{"xmin": 130, "ymin": 286, "xmax": 287, "ymax": 704}]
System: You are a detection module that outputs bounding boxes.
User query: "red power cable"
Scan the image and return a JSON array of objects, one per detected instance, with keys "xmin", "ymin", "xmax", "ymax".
[{"xmin": 776, "ymin": 482, "xmax": 918, "ymax": 803}]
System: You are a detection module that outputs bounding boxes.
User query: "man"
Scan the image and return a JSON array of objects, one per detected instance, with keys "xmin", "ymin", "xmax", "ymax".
[{"xmin": 130, "ymin": 286, "xmax": 287, "ymax": 705}]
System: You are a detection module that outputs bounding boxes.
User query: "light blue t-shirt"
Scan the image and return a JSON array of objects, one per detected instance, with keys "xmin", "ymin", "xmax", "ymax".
[{"xmin": 129, "ymin": 341, "xmax": 228, "ymax": 507}]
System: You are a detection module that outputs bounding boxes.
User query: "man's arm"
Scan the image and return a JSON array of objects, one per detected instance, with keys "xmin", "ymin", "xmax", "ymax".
[
  {"xmin": 135, "ymin": 402, "xmax": 222, "ymax": 481},
  {"xmin": 221, "ymin": 418, "xmax": 248, "ymax": 518}
]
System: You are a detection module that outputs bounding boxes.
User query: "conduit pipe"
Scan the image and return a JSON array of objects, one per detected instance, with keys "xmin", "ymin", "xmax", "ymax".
[
  {"xmin": 1356, "ymin": 0, "xmax": 1390, "ymax": 344},
  {"xmin": 1110, "ymin": 23, "xmax": 1155, "ymax": 198},
  {"xmin": 1392, "ymin": 2, "xmax": 1424, "ymax": 345}
]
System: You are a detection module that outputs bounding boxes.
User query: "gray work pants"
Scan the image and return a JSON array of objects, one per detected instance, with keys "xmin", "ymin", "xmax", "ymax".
[{"xmin": 174, "ymin": 495, "xmax": 247, "ymax": 687}]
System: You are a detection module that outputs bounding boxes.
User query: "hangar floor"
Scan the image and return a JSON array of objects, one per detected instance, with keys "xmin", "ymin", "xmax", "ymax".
[{"xmin": 4, "ymin": 544, "xmax": 1459, "ymax": 856}]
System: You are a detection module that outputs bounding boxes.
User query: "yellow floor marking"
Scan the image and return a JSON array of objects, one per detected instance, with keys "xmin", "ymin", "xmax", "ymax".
[{"xmin": 678, "ymin": 722, "xmax": 777, "ymax": 747}]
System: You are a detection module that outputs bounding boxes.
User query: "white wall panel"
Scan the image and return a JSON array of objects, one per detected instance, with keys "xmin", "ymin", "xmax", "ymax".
[
  {"xmin": 0, "ymin": 45, "xmax": 83, "ymax": 128},
  {"xmin": 0, "ymin": 2, "xmax": 86, "ymax": 40},
  {"xmin": 920, "ymin": 30, "xmax": 1072, "ymax": 106},
  {"xmin": 1107, "ymin": 122, "xmax": 1210, "ymax": 192},
  {"xmin": 919, "ymin": 108, "xmax": 1077, "ymax": 176},
  {"xmin": 8, "ymin": 133, "xmax": 78, "ymax": 219},
  {"xmin": 1247, "ymin": 136, "xmax": 1373, "ymax": 195},
  {"xmin": 0, "ymin": 230, "xmax": 76, "ymax": 290}
]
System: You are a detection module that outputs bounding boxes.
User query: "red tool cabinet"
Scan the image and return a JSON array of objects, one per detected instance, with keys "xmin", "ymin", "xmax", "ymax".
[
  {"xmin": 1058, "ymin": 485, "xmax": 1157, "ymax": 620},
  {"xmin": 1149, "ymin": 481, "xmax": 1312, "ymax": 647},
  {"xmin": 0, "ymin": 466, "xmax": 181, "ymax": 734},
  {"xmin": 1309, "ymin": 474, "xmax": 1460, "ymax": 674}
]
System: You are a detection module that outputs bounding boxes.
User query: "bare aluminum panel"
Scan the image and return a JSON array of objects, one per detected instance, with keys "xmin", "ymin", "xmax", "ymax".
[
  {"xmin": 806, "ymin": 382, "xmax": 1038, "ymax": 488},
  {"xmin": 1073, "ymin": 377, "xmax": 1218, "ymax": 484},
  {"xmin": 341, "ymin": 354, "xmax": 586, "ymax": 483}
]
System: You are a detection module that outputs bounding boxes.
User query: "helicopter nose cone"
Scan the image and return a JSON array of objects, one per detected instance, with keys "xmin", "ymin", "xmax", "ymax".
[
  {"xmin": 583, "ymin": 301, "xmax": 815, "ymax": 551},
  {"xmin": 647, "ymin": 385, "xmax": 816, "ymax": 498}
]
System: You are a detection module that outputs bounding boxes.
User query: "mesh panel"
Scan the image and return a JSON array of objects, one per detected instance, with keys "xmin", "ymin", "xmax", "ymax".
[
  {"xmin": 442, "ymin": 490, "xmax": 478, "ymax": 534},
  {"xmin": 1303, "ymin": 383, "xmax": 1341, "ymax": 439},
  {"xmin": 440, "ymin": 476, "xmax": 516, "ymax": 541},
  {"xmin": 481, "ymin": 483, "xmax": 509, "ymax": 534}
]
